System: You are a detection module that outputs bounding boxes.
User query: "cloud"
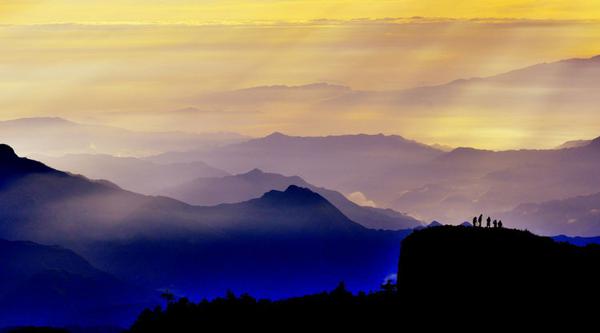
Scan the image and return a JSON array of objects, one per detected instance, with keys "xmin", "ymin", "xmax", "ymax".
[
  {"xmin": 347, "ymin": 192, "xmax": 377, "ymax": 208},
  {"xmin": 1, "ymin": 18, "xmax": 600, "ymax": 149}
]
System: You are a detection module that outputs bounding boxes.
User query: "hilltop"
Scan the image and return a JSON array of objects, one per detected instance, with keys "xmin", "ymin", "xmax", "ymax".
[{"xmin": 398, "ymin": 225, "xmax": 600, "ymax": 311}]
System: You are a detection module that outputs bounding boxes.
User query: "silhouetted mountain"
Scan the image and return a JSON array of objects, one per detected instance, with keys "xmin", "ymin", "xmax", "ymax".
[
  {"xmin": 0, "ymin": 144, "xmax": 380, "ymax": 240},
  {"xmin": 0, "ymin": 144, "xmax": 58, "ymax": 179},
  {"xmin": 502, "ymin": 190, "xmax": 600, "ymax": 236},
  {"xmin": 386, "ymin": 135, "xmax": 600, "ymax": 227},
  {"xmin": 193, "ymin": 83, "xmax": 352, "ymax": 106},
  {"xmin": 0, "ymin": 239, "xmax": 157, "ymax": 328},
  {"xmin": 0, "ymin": 144, "xmax": 201, "ymax": 242},
  {"xmin": 553, "ymin": 234, "xmax": 600, "ymax": 247},
  {"xmin": 86, "ymin": 186, "xmax": 411, "ymax": 299},
  {"xmin": 161, "ymin": 169, "xmax": 421, "ymax": 230},
  {"xmin": 147, "ymin": 128, "xmax": 600, "ymax": 236},
  {"xmin": 0, "ymin": 117, "xmax": 246, "ymax": 157},
  {"xmin": 0, "ymin": 144, "xmax": 410, "ymax": 303},
  {"xmin": 398, "ymin": 226, "xmax": 600, "ymax": 313},
  {"xmin": 37, "ymin": 153, "xmax": 228, "ymax": 195},
  {"xmin": 148, "ymin": 132, "xmax": 443, "ymax": 192},
  {"xmin": 320, "ymin": 55, "xmax": 600, "ymax": 114},
  {"xmin": 555, "ymin": 139, "xmax": 592, "ymax": 149},
  {"xmin": 126, "ymin": 226, "xmax": 599, "ymax": 331}
]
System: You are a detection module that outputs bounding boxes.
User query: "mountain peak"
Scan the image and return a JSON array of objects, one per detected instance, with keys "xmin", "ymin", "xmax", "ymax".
[
  {"xmin": 243, "ymin": 168, "xmax": 265, "ymax": 176},
  {"xmin": 0, "ymin": 144, "xmax": 58, "ymax": 177},
  {"xmin": 285, "ymin": 184, "xmax": 313, "ymax": 195},
  {"xmin": 265, "ymin": 132, "xmax": 288, "ymax": 139},
  {"xmin": 0, "ymin": 144, "xmax": 18, "ymax": 160},
  {"xmin": 588, "ymin": 136, "xmax": 600, "ymax": 148},
  {"xmin": 261, "ymin": 185, "xmax": 327, "ymax": 205},
  {"xmin": 1, "ymin": 117, "xmax": 75, "ymax": 126}
]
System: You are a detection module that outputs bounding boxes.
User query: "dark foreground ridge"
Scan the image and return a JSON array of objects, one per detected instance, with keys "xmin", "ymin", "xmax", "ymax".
[
  {"xmin": 120, "ymin": 226, "xmax": 600, "ymax": 331},
  {"xmin": 399, "ymin": 225, "xmax": 600, "ymax": 314}
]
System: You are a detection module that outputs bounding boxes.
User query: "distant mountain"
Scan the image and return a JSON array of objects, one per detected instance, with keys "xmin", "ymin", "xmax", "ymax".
[
  {"xmin": 181, "ymin": 55, "xmax": 600, "ymax": 153},
  {"xmin": 76, "ymin": 185, "xmax": 412, "ymax": 300},
  {"xmin": 386, "ymin": 136, "xmax": 600, "ymax": 226},
  {"xmin": 37, "ymin": 153, "xmax": 228, "ymax": 195},
  {"xmin": 192, "ymin": 83, "xmax": 352, "ymax": 106},
  {"xmin": 502, "ymin": 191, "xmax": 600, "ymax": 236},
  {"xmin": 145, "ymin": 129, "xmax": 600, "ymax": 235},
  {"xmin": 553, "ymin": 234, "xmax": 600, "ymax": 247},
  {"xmin": 555, "ymin": 139, "xmax": 592, "ymax": 149},
  {"xmin": 0, "ymin": 144, "xmax": 366, "ymax": 242},
  {"xmin": 148, "ymin": 132, "xmax": 443, "ymax": 192},
  {"xmin": 320, "ymin": 55, "xmax": 600, "ymax": 110},
  {"xmin": 0, "ymin": 239, "xmax": 157, "ymax": 328},
  {"xmin": 161, "ymin": 169, "xmax": 421, "ymax": 230},
  {"xmin": 0, "ymin": 144, "xmax": 411, "ymax": 302},
  {"xmin": 0, "ymin": 143, "xmax": 204, "ymax": 242},
  {"xmin": 0, "ymin": 117, "xmax": 247, "ymax": 157},
  {"xmin": 185, "ymin": 56, "xmax": 600, "ymax": 131}
]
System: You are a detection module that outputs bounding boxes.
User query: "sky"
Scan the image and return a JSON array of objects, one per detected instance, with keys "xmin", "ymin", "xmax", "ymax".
[{"xmin": 1, "ymin": 1, "xmax": 600, "ymax": 149}]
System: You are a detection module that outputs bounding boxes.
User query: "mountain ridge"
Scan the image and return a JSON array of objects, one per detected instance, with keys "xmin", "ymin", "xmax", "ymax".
[{"xmin": 162, "ymin": 168, "xmax": 421, "ymax": 230}]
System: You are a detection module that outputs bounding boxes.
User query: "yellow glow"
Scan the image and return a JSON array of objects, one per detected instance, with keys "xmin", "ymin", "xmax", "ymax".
[
  {"xmin": 1, "ymin": 1, "xmax": 600, "ymax": 150},
  {"xmin": 3, "ymin": 1, "xmax": 600, "ymax": 24}
]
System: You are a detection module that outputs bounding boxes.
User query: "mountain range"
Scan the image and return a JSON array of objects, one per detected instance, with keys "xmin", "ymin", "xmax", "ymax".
[
  {"xmin": 0, "ymin": 239, "xmax": 157, "ymax": 327},
  {"xmin": 161, "ymin": 168, "xmax": 421, "ymax": 230},
  {"xmin": 37, "ymin": 153, "xmax": 228, "ymax": 195},
  {"xmin": 16, "ymin": 123, "xmax": 600, "ymax": 235},
  {"xmin": 148, "ymin": 132, "xmax": 444, "ymax": 192},
  {"xmin": 145, "ymin": 130, "xmax": 600, "ymax": 235},
  {"xmin": 503, "ymin": 190, "xmax": 600, "ymax": 236},
  {"xmin": 0, "ymin": 144, "xmax": 412, "ymax": 327},
  {"xmin": 0, "ymin": 117, "xmax": 246, "ymax": 157},
  {"xmin": 186, "ymin": 56, "xmax": 600, "ymax": 116},
  {"xmin": 174, "ymin": 55, "xmax": 600, "ymax": 151}
]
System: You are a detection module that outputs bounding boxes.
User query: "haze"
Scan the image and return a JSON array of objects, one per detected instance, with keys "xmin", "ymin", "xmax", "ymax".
[{"xmin": 2, "ymin": 1, "xmax": 600, "ymax": 149}]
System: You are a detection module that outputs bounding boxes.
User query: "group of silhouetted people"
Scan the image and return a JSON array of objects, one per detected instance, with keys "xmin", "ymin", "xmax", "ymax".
[{"xmin": 472, "ymin": 214, "xmax": 503, "ymax": 228}]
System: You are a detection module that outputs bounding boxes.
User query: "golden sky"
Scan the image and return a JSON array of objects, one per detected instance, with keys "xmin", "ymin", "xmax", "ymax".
[
  {"xmin": 3, "ymin": 0, "xmax": 600, "ymax": 23},
  {"xmin": 2, "ymin": 1, "xmax": 600, "ymax": 150}
]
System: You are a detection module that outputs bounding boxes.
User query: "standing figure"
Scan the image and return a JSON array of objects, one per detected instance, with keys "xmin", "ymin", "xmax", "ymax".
[
  {"xmin": 498, "ymin": 220, "xmax": 503, "ymax": 228},
  {"xmin": 472, "ymin": 217, "xmax": 478, "ymax": 227},
  {"xmin": 486, "ymin": 216, "xmax": 491, "ymax": 228},
  {"xmin": 493, "ymin": 220, "xmax": 498, "ymax": 228},
  {"xmin": 478, "ymin": 214, "xmax": 483, "ymax": 226}
]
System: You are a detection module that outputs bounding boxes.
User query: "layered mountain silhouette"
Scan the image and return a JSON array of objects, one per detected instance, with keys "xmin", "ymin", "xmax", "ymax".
[
  {"xmin": 0, "ymin": 239, "xmax": 157, "ymax": 327},
  {"xmin": 84, "ymin": 185, "xmax": 410, "ymax": 299},
  {"xmin": 161, "ymin": 169, "xmax": 421, "ymax": 230},
  {"xmin": 0, "ymin": 117, "xmax": 245, "ymax": 157},
  {"xmin": 124, "ymin": 225, "xmax": 600, "ymax": 332},
  {"xmin": 502, "ymin": 190, "xmax": 600, "ymax": 236},
  {"xmin": 168, "ymin": 55, "xmax": 600, "ymax": 152},
  {"xmin": 38, "ymin": 153, "xmax": 228, "ymax": 195},
  {"xmin": 146, "ymin": 129, "xmax": 600, "ymax": 235},
  {"xmin": 149, "ymin": 132, "xmax": 443, "ymax": 192},
  {"xmin": 386, "ymin": 136, "xmax": 600, "ymax": 229},
  {"xmin": 185, "ymin": 56, "xmax": 600, "ymax": 115},
  {"xmin": 0, "ymin": 143, "xmax": 377, "ymax": 241},
  {"xmin": 0, "ymin": 144, "xmax": 410, "ymax": 309}
]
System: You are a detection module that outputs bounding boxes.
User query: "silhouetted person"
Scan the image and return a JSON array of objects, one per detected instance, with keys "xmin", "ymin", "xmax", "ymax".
[
  {"xmin": 493, "ymin": 220, "xmax": 498, "ymax": 228},
  {"xmin": 498, "ymin": 220, "xmax": 503, "ymax": 228},
  {"xmin": 478, "ymin": 214, "xmax": 483, "ymax": 225},
  {"xmin": 473, "ymin": 217, "xmax": 478, "ymax": 227},
  {"xmin": 486, "ymin": 217, "xmax": 491, "ymax": 228}
]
